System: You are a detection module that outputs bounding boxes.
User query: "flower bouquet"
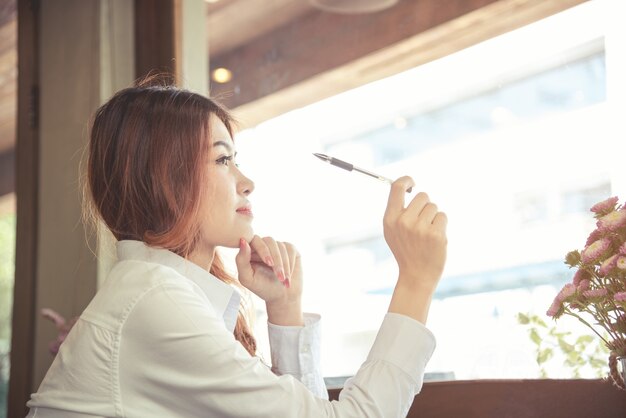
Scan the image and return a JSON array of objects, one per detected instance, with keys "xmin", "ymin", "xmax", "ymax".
[{"xmin": 547, "ymin": 196, "xmax": 626, "ymax": 389}]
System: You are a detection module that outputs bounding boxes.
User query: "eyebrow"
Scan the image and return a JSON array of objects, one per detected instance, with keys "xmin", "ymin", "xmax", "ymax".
[{"xmin": 212, "ymin": 140, "xmax": 234, "ymax": 153}]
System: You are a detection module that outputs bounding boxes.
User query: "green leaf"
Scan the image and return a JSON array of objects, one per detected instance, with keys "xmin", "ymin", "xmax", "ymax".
[
  {"xmin": 576, "ymin": 335, "xmax": 594, "ymax": 345},
  {"xmin": 517, "ymin": 313, "xmax": 530, "ymax": 325},
  {"xmin": 590, "ymin": 358, "xmax": 606, "ymax": 369},
  {"xmin": 566, "ymin": 350, "xmax": 581, "ymax": 363},
  {"xmin": 559, "ymin": 339, "xmax": 575, "ymax": 353},
  {"xmin": 537, "ymin": 348, "xmax": 553, "ymax": 364},
  {"xmin": 530, "ymin": 328, "xmax": 542, "ymax": 346}
]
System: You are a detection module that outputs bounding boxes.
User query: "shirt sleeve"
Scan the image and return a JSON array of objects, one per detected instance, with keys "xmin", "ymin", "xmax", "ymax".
[
  {"xmin": 267, "ymin": 313, "xmax": 328, "ymax": 399},
  {"xmin": 119, "ymin": 281, "xmax": 436, "ymax": 418}
]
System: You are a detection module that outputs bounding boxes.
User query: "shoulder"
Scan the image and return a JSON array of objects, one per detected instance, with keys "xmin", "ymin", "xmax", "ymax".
[
  {"xmin": 82, "ymin": 259, "xmax": 210, "ymax": 330},
  {"xmin": 105, "ymin": 258, "xmax": 206, "ymax": 298}
]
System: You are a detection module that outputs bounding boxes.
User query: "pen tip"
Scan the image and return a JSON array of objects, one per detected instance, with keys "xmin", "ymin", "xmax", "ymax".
[{"xmin": 313, "ymin": 153, "xmax": 328, "ymax": 161}]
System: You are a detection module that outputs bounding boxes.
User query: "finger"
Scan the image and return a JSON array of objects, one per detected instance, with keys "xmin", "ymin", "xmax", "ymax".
[
  {"xmin": 384, "ymin": 176, "xmax": 415, "ymax": 220},
  {"xmin": 432, "ymin": 211, "xmax": 448, "ymax": 228},
  {"xmin": 277, "ymin": 242, "xmax": 291, "ymax": 287},
  {"xmin": 283, "ymin": 242, "xmax": 299, "ymax": 280},
  {"xmin": 416, "ymin": 202, "xmax": 439, "ymax": 226},
  {"xmin": 404, "ymin": 192, "xmax": 431, "ymax": 220},
  {"xmin": 234, "ymin": 238, "xmax": 253, "ymax": 283},
  {"xmin": 290, "ymin": 247, "xmax": 301, "ymax": 290},
  {"xmin": 286, "ymin": 242, "xmax": 298, "ymax": 276},
  {"xmin": 262, "ymin": 237, "xmax": 286, "ymax": 284},
  {"xmin": 249, "ymin": 235, "xmax": 275, "ymax": 267},
  {"xmin": 41, "ymin": 309, "xmax": 66, "ymax": 329}
]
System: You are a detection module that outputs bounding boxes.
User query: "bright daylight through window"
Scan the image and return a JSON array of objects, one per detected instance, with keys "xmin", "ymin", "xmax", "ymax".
[{"xmin": 226, "ymin": 0, "xmax": 625, "ymax": 380}]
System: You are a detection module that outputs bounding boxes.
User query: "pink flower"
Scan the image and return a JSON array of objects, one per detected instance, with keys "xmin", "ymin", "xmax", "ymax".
[
  {"xmin": 590, "ymin": 196, "xmax": 619, "ymax": 216},
  {"xmin": 581, "ymin": 237, "xmax": 612, "ymax": 264},
  {"xmin": 565, "ymin": 250, "xmax": 581, "ymax": 267},
  {"xmin": 586, "ymin": 229, "xmax": 603, "ymax": 246},
  {"xmin": 597, "ymin": 209, "xmax": 626, "ymax": 233},
  {"xmin": 582, "ymin": 288, "xmax": 608, "ymax": 298},
  {"xmin": 547, "ymin": 299, "xmax": 563, "ymax": 318},
  {"xmin": 569, "ymin": 301, "xmax": 588, "ymax": 310},
  {"xmin": 572, "ymin": 269, "xmax": 591, "ymax": 286},
  {"xmin": 598, "ymin": 254, "xmax": 619, "ymax": 277},
  {"xmin": 556, "ymin": 283, "xmax": 577, "ymax": 302},
  {"xmin": 617, "ymin": 256, "xmax": 626, "ymax": 271},
  {"xmin": 550, "ymin": 197, "xmax": 626, "ymax": 344},
  {"xmin": 578, "ymin": 279, "xmax": 591, "ymax": 292}
]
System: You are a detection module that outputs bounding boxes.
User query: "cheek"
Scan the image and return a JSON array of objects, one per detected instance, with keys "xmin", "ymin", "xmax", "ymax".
[
  {"xmin": 204, "ymin": 171, "xmax": 228, "ymax": 201},
  {"xmin": 202, "ymin": 180, "xmax": 236, "ymax": 220}
]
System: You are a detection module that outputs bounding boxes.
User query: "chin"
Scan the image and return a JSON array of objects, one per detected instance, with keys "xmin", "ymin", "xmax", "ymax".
[
  {"xmin": 227, "ymin": 229, "xmax": 254, "ymax": 248},
  {"xmin": 244, "ymin": 225, "xmax": 255, "ymax": 240},
  {"xmin": 242, "ymin": 229, "xmax": 254, "ymax": 244}
]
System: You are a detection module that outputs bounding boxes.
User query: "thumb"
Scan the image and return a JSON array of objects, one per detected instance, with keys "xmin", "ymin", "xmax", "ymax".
[
  {"xmin": 235, "ymin": 238, "xmax": 254, "ymax": 281},
  {"xmin": 385, "ymin": 176, "xmax": 414, "ymax": 220}
]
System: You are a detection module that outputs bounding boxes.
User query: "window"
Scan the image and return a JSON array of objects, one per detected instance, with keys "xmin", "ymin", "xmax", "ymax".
[
  {"xmin": 233, "ymin": 1, "xmax": 624, "ymax": 380},
  {"xmin": 0, "ymin": 194, "xmax": 16, "ymax": 415},
  {"xmin": 561, "ymin": 182, "xmax": 612, "ymax": 216}
]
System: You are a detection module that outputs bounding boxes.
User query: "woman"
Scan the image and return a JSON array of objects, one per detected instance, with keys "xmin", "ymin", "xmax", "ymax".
[{"xmin": 26, "ymin": 80, "xmax": 447, "ymax": 417}]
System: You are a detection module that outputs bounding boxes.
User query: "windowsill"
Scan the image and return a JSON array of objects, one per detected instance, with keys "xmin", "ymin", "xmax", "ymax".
[{"xmin": 327, "ymin": 379, "xmax": 626, "ymax": 417}]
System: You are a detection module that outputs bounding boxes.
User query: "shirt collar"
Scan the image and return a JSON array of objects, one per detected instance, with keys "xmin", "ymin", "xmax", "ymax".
[{"xmin": 115, "ymin": 240, "xmax": 241, "ymax": 333}]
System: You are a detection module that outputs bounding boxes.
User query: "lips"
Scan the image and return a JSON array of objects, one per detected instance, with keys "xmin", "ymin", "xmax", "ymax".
[{"xmin": 236, "ymin": 206, "xmax": 253, "ymax": 216}]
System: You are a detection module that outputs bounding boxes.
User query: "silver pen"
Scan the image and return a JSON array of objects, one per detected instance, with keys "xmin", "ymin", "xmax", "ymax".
[{"xmin": 313, "ymin": 153, "xmax": 412, "ymax": 193}]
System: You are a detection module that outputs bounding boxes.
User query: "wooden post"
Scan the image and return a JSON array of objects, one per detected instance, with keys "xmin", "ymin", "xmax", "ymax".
[{"xmin": 8, "ymin": 1, "xmax": 134, "ymax": 416}]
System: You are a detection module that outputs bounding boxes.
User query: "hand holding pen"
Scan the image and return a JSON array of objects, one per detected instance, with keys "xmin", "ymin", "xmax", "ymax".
[
  {"xmin": 384, "ymin": 176, "xmax": 448, "ymax": 325},
  {"xmin": 313, "ymin": 153, "xmax": 412, "ymax": 193},
  {"xmin": 313, "ymin": 152, "xmax": 447, "ymax": 325}
]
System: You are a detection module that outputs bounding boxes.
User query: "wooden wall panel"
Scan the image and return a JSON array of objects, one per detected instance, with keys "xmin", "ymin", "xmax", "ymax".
[{"xmin": 0, "ymin": 148, "xmax": 13, "ymax": 196}]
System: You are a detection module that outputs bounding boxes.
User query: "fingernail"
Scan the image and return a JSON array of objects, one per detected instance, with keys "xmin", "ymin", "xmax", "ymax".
[
  {"xmin": 239, "ymin": 238, "xmax": 246, "ymax": 249},
  {"xmin": 265, "ymin": 256, "xmax": 274, "ymax": 267},
  {"xmin": 276, "ymin": 267, "xmax": 285, "ymax": 282},
  {"xmin": 283, "ymin": 278, "xmax": 290, "ymax": 288}
]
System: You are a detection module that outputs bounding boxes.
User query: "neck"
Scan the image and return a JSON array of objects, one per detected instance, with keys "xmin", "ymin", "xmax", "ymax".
[{"xmin": 186, "ymin": 244, "xmax": 216, "ymax": 272}]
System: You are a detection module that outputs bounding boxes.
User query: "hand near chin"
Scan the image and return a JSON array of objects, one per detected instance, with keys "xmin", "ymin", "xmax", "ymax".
[{"xmin": 235, "ymin": 235, "xmax": 304, "ymax": 326}]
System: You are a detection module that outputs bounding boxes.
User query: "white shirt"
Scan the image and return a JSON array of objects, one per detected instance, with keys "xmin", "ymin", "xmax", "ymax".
[{"xmin": 27, "ymin": 240, "xmax": 436, "ymax": 418}]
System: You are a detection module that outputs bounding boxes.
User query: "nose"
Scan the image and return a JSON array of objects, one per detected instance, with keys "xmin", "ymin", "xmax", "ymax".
[{"xmin": 237, "ymin": 169, "xmax": 255, "ymax": 196}]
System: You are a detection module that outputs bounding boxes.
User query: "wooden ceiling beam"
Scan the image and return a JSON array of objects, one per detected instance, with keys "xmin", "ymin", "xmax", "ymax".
[
  {"xmin": 209, "ymin": 0, "xmax": 500, "ymax": 117},
  {"xmin": 206, "ymin": 0, "xmax": 312, "ymax": 57},
  {"xmin": 209, "ymin": 0, "xmax": 588, "ymax": 127}
]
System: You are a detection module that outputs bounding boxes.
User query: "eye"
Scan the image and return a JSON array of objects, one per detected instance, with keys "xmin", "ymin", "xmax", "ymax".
[
  {"xmin": 215, "ymin": 154, "xmax": 239, "ymax": 167},
  {"xmin": 216, "ymin": 155, "xmax": 232, "ymax": 166}
]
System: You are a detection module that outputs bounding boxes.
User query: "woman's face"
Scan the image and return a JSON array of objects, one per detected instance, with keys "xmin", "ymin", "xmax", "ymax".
[{"xmin": 197, "ymin": 115, "xmax": 255, "ymax": 250}]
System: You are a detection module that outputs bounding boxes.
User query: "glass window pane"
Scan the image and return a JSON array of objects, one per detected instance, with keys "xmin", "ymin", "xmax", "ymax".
[{"xmin": 236, "ymin": 1, "xmax": 623, "ymax": 380}]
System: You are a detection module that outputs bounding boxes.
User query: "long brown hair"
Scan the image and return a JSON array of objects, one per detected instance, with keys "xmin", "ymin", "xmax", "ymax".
[{"xmin": 85, "ymin": 77, "xmax": 256, "ymax": 355}]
